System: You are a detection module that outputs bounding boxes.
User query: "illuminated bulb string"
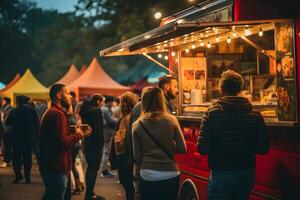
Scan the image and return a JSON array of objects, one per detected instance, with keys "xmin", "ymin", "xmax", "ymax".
[
  {"xmin": 227, "ymin": 36, "xmax": 231, "ymax": 43},
  {"xmin": 259, "ymin": 28, "xmax": 263, "ymax": 37}
]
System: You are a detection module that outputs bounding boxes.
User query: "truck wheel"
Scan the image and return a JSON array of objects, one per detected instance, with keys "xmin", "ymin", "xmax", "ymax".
[{"xmin": 179, "ymin": 185, "xmax": 199, "ymax": 200}]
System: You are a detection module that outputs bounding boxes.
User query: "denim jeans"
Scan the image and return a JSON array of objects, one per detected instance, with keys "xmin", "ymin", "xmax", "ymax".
[
  {"xmin": 208, "ymin": 169, "xmax": 255, "ymax": 200},
  {"xmin": 41, "ymin": 173, "xmax": 70, "ymax": 200}
]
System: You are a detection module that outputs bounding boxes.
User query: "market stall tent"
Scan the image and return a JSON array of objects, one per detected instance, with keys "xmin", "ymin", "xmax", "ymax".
[
  {"xmin": 1, "ymin": 69, "xmax": 49, "ymax": 104},
  {"xmin": 0, "ymin": 82, "xmax": 5, "ymax": 90},
  {"xmin": 0, "ymin": 74, "xmax": 21, "ymax": 94},
  {"xmin": 69, "ymin": 57, "xmax": 130, "ymax": 98},
  {"xmin": 56, "ymin": 64, "xmax": 80, "ymax": 85}
]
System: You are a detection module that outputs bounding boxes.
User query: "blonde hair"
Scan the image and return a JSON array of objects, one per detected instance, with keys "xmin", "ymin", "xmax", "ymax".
[
  {"xmin": 120, "ymin": 92, "xmax": 139, "ymax": 116},
  {"xmin": 141, "ymin": 87, "xmax": 167, "ymax": 119}
]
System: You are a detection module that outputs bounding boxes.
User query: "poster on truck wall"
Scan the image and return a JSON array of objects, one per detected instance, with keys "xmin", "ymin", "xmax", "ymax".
[{"xmin": 275, "ymin": 21, "xmax": 297, "ymax": 121}]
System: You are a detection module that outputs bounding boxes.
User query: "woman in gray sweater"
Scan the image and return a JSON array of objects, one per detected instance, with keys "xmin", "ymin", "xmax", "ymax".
[{"xmin": 132, "ymin": 87, "xmax": 187, "ymax": 200}]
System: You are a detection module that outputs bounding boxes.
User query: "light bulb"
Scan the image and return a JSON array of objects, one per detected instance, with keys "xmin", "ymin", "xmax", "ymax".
[
  {"xmin": 227, "ymin": 36, "xmax": 231, "ymax": 43},
  {"xmin": 244, "ymin": 28, "xmax": 251, "ymax": 36},
  {"xmin": 259, "ymin": 28, "xmax": 263, "ymax": 37},
  {"xmin": 200, "ymin": 39, "xmax": 204, "ymax": 47},
  {"xmin": 154, "ymin": 12, "xmax": 162, "ymax": 19},
  {"xmin": 207, "ymin": 41, "xmax": 211, "ymax": 48},
  {"xmin": 215, "ymin": 34, "xmax": 219, "ymax": 42},
  {"xmin": 158, "ymin": 54, "xmax": 162, "ymax": 58},
  {"xmin": 185, "ymin": 49, "xmax": 190, "ymax": 53},
  {"xmin": 164, "ymin": 55, "xmax": 168, "ymax": 60},
  {"xmin": 233, "ymin": 33, "xmax": 237, "ymax": 37},
  {"xmin": 171, "ymin": 52, "xmax": 176, "ymax": 57},
  {"xmin": 192, "ymin": 43, "xmax": 196, "ymax": 49}
]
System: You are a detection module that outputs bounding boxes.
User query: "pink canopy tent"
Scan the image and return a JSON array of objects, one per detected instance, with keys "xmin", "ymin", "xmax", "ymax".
[
  {"xmin": 55, "ymin": 64, "xmax": 80, "ymax": 85},
  {"xmin": 69, "ymin": 58, "xmax": 130, "ymax": 99},
  {"xmin": 0, "ymin": 73, "xmax": 21, "ymax": 94}
]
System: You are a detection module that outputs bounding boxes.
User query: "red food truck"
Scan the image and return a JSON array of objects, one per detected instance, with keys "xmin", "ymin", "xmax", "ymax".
[{"xmin": 100, "ymin": 0, "xmax": 300, "ymax": 199}]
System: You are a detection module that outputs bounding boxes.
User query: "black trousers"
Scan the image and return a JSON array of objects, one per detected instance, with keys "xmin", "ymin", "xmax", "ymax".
[
  {"xmin": 12, "ymin": 146, "xmax": 32, "ymax": 181},
  {"xmin": 140, "ymin": 175, "xmax": 180, "ymax": 200},
  {"xmin": 3, "ymin": 133, "xmax": 12, "ymax": 163},
  {"xmin": 117, "ymin": 155, "xmax": 134, "ymax": 200},
  {"xmin": 84, "ymin": 150, "xmax": 102, "ymax": 198}
]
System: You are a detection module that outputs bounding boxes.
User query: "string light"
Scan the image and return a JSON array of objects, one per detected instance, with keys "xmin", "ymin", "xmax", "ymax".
[
  {"xmin": 259, "ymin": 27, "xmax": 263, "ymax": 37},
  {"xmin": 158, "ymin": 54, "xmax": 162, "ymax": 58},
  {"xmin": 171, "ymin": 52, "xmax": 176, "ymax": 57},
  {"xmin": 154, "ymin": 12, "xmax": 162, "ymax": 19},
  {"xmin": 227, "ymin": 35, "xmax": 231, "ymax": 43},
  {"xmin": 192, "ymin": 43, "xmax": 196, "ymax": 49},
  {"xmin": 233, "ymin": 32, "xmax": 238, "ymax": 37},
  {"xmin": 215, "ymin": 34, "xmax": 219, "ymax": 42},
  {"xmin": 200, "ymin": 39, "xmax": 205, "ymax": 47},
  {"xmin": 207, "ymin": 41, "xmax": 211, "ymax": 48},
  {"xmin": 244, "ymin": 27, "xmax": 251, "ymax": 36},
  {"xmin": 164, "ymin": 55, "xmax": 169, "ymax": 60},
  {"xmin": 185, "ymin": 49, "xmax": 190, "ymax": 53}
]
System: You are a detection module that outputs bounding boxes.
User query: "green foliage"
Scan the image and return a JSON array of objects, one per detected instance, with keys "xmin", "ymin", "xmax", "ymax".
[{"xmin": 0, "ymin": 0, "xmax": 200, "ymax": 86}]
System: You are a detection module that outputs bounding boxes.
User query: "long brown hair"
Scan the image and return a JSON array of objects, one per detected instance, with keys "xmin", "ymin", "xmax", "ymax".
[
  {"xmin": 120, "ymin": 92, "xmax": 139, "ymax": 116},
  {"xmin": 141, "ymin": 87, "xmax": 167, "ymax": 119}
]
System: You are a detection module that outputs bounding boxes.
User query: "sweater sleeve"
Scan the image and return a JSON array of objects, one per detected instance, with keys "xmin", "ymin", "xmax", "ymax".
[
  {"xmin": 197, "ymin": 112, "xmax": 210, "ymax": 155},
  {"xmin": 132, "ymin": 123, "xmax": 142, "ymax": 165},
  {"xmin": 172, "ymin": 116, "xmax": 187, "ymax": 154},
  {"xmin": 56, "ymin": 113, "xmax": 81, "ymax": 149},
  {"xmin": 255, "ymin": 114, "xmax": 270, "ymax": 154}
]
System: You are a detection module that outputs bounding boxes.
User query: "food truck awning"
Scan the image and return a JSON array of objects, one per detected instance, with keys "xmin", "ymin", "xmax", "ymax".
[{"xmin": 99, "ymin": 19, "xmax": 287, "ymax": 57}]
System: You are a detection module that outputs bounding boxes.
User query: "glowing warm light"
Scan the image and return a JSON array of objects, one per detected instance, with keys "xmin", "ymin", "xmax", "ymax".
[
  {"xmin": 200, "ymin": 40, "xmax": 205, "ymax": 47},
  {"xmin": 158, "ymin": 54, "xmax": 162, "ymax": 58},
  {"xmin": 244, "ymin": 28, "xmax": 251, "ymax": 36},
  {"xmin": 177, "ymin": 19, "xmax": 185, "ymax": 24},
  {"xmin": 227, "ymin": 36, "xmax": 231, "ymax": 43},
  {"xmin": 233, "ymin": 33, "xmax": 238, "ymax": 37},
  {"xmin": 171, "ymin": 52, "xmax": 176, "ymax": 57},
  {"xmin": 154, "ymin": 12, "xmax": 162, "ymax": 19},
  {"xmin": 259, "ymin": 28, "xmax": 263, "ymax": 37},
  {"xmin": 207, "ymin": 41, "xmax": 211, "ymax": 48},
  {"xmin": 185, "ymin": 49, "xmax": 190, "ymax": 53},
  {"xmin": 215, "ymin": 34, "xmax": 219, "ymax": 42},
  {"xmin": 164, "ymin": 55, "xmax": 169, "ymax": 60},
  {"xmin": 192, "ymin": 43, "xmax": 196, "ymax": 49}
]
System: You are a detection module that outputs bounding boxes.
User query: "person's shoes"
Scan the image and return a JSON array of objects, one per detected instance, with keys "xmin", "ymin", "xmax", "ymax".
[
  {"xmin": 100, "ymin": 170, "xmax": 113, "ymax": 178},
  {"xmin": 71, "ymin": 189, "xmax": 81, "ymax": 195},
  {"xmin": 12, "ymin": 177, "xmax": 24, "ymax": 184},
  {"xmin": 0, "ymin": 162, "xmax": 7, "ymax": 168},
  {"xmin": 84, "ymin": 194, "xmax": 105, "ymax": 200}
]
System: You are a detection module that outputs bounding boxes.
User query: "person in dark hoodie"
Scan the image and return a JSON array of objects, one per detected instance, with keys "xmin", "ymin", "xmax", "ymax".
[
  {"xmin": 6, "ymin": 95, "xmax": 39, "ymax": 184},
  {"xmin": 79, "ymin": 94, "xmax": 105, "ymax": 200},
  {"xmin": 197, "ymin": 70, "xmax": 270, "ymax": 200}
]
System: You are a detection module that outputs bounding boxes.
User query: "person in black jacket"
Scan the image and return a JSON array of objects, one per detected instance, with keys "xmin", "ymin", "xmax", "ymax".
[
  {"xmin": 6, "ymin": 95, "xmax": 40, "ymax": 184},
  {"xmin": 79, "ymin": 94, "xmax": 105, "ymax": 200},
  {"xmin": 197, "ymin": 70, "xmax": 270, "ymax": 200}
]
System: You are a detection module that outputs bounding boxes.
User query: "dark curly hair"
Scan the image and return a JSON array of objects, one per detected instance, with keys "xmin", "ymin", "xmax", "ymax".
[{"xmin": 219, "ymin": 70, "xmax": 244, "ymax": 96}]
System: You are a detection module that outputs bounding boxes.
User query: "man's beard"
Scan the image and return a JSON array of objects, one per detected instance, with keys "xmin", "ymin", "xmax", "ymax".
[
  {"xmin": 167, "ymin": 90, "xmax": 177, "ymax": 100},
  {"xmin": 61, "ymin": 96, "xmax": 71, "ymax": 110}
]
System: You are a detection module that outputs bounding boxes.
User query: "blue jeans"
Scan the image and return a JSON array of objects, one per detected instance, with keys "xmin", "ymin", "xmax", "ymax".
[
  {"xmin": 208, "ymin": 169, "xmax": 255, "ymax": 200},
  {"xmin": 41, "ymin": 173, "xmax": 70, "ymax": 200}
]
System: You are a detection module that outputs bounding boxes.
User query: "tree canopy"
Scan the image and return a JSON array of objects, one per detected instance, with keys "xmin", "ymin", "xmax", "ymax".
[{"xmin": 0, "ymin": 0, "xmax": 201, "ymax": 85}]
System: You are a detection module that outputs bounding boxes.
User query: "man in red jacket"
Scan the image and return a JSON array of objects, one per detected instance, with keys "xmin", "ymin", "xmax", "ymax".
[{"xmin": 39, "ymin": 84, "xmax": 91, "ymax": 200}]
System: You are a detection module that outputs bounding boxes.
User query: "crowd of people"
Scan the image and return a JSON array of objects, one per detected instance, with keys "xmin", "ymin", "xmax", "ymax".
[{"xmin": 0, "ymin": 71, "xmax": 269, "ymax": 200}]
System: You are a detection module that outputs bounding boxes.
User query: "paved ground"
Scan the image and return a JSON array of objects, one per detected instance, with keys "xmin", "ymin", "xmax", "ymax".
[{"xmin": 0, "ymin": 162, "xmax": 125, "ymax": 200}]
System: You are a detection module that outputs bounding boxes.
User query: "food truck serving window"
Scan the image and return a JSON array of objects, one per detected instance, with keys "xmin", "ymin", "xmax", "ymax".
[{"xmin": 100, "ymin": 19, "xmax": 298, "ymax": 124}]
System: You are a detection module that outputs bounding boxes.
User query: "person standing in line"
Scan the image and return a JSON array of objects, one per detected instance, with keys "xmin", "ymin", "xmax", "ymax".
[
  {"xmin": 99, "ymin": 96, "xmax": 118, "ymax": 178},
  {"xmin": 114, "ymin": 92, "xmax": 139, "ymax": 200},
  {"xmin": 39, "ymin": 84, "xmax": 91, "ymax": 200},
  {"xmin": 0, "ymin": 97, "xmax": 14, "ymax": 168},
  {"xmin": 79, "ymin": 94, "xmax": 105, "ymax": 200},
  {"xmin": 127, "ymin": 75, "xmax": 179, "ymax": 200},
  {"xmin": 197, "ymin": 70, "xmax": 270, "ymax": 200},
  {"xmin": 132, "ymin": 87, "xmax": 187, "ymax": 200},
  {"xmin": 6, "ymin": 95, "xmax": 39, "ymax": 184}
]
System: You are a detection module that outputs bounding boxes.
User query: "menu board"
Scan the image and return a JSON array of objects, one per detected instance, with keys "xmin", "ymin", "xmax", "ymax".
[
  {"xmin": 275, "ymin": 21, "xmax": 297, "ymax": 121},
  {"xmin": 180, "ymin": 55, "xmax": 207, "ymax": 104}
]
